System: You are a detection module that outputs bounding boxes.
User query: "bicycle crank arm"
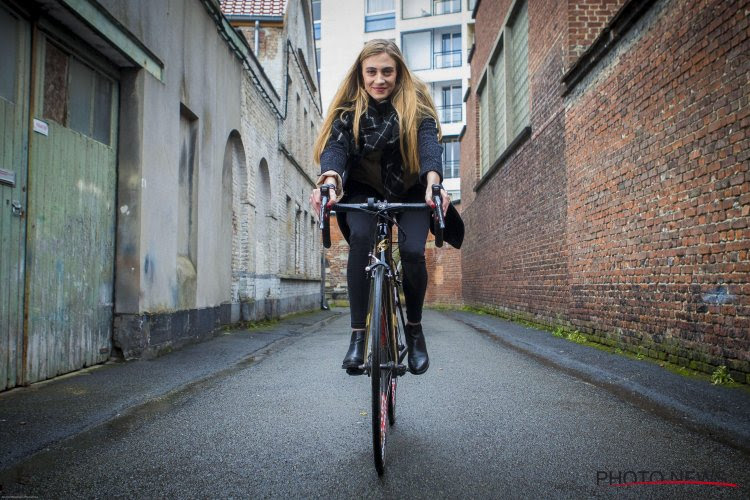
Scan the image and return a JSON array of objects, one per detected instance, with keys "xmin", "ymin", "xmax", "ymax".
[{"xmin": 398, "ymin": 346, "xmax": 407, "ymax": 363}]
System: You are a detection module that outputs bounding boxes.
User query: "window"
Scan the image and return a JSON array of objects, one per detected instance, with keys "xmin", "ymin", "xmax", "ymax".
[
  {"xmin": 312, "ymin": 0, "xmax": 320, "ymax": 22},
  {"xmin": 402, "ymin": 28, "xmax": 461, "ymax": 71},
  {"xmin": 442, "ymin": 137, "xmax": 460, "ymax": 179},
  {"xmin": 0, "ymin": 8, "xmax": 18, "ymax": 103},
  {"xmin": 479, "ymin": 82, "xmax": 489, "ymax": 174},
  {"xmin": 438, "ymin": 84, "xmax": 462, "ymax": 123},
  {"xmin": 315, "ymin": 47, "xmax": 321, "ymax": 86},
  {"xmin": 402, "ymin": 30, "xmax": 432, "ymax": 70},
  {"xmin": 490, "ymin": 44, "xmax": 506, "ymax": 156},
  {"xmin": 402, "ymin": 0, "xmax": 430, "ymax": 18},
  {"xmin": 178, "ymin": 104, "xmax": 199, "ymax": 267},
  {"xmin": 365, "ymin": 0, "xmax": 395, "ymax": 32},
  {"xmin": 312, "ymin": 0, "xmax": 321, "ymax": 39},
  {"xmin": 286, "ymin": 196, "xmax": 294, "ymax": 273},
  {"xmin": 402, "ymin": 0, "xmax": 460, "ymax": 18},
  {"xmin": 42, "ymin": 41, "xmax": 113, "ymax": 145},
  {"xmin": 477, "ymin": 0, "xmax": 529, "ymax": 175},
  {"xmin": 509, "ymin": 0, "xmax": 529, "ymax": 138},
  {"xmin": 435, "ymin": 32, "xmax": 461, "ymax": 68},
  {"xmin": 434, "ymin": 0, "xmax": 460, "ymax": 15}
]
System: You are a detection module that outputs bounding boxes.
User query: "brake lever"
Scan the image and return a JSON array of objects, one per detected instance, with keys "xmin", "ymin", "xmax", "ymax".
[
  {"xmin": 319, "ymin": 184, "xmax": 330, "ymax": 230},
  {"xmin": 320, "ymin": 184, "xmax": 334, "ymax": 248},
  {"xmin": 431, "ymin": 184, "xmax": 445, "ymax": 248}
]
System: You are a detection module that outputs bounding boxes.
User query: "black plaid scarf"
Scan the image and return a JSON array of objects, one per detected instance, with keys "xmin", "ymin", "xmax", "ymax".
[{"xmin": 334, "ymin": 99, "xmax": 405, "ymax": 198}]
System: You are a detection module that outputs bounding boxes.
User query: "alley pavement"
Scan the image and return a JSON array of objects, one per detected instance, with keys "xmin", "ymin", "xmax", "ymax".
[{"xmin": 1, "ymin": 308, "xmax": 749, "ymax": 497}]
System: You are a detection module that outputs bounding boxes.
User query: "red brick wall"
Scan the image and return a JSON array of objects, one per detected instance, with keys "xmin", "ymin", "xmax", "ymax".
[
  {"xmin": 423, "ymin": 203, "xmax": 464, "ymax": 306},
  {"xmin": 566, "ymin": 0, "xmax": 627, "ymax": 69},
  {"xmin": 462, "ymin": 0, "xmax": 570, "ymax": 324},
  {"xmin": 324, "ymin": 214, "xmax": 349, "ymax": 302},
  {"xmin": 565, "ymin": 0, "xmax": 749, "ymax": 377},
  {"xmin": 462, "ymin": 0, "xmax": 750, "ymax": 381}
]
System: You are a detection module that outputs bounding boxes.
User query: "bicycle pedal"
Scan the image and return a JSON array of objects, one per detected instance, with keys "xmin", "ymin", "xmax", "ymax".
[
  {"xmin": 346, "ymin": 366, "xmax": 366, "ymax": 376},
  {"xmin": 396, "ymin": 364, "xmax": 407, "ymax": 376}
]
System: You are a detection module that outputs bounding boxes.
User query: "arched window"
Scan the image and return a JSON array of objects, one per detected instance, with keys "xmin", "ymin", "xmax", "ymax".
[
  {"xmin": 256, "ymin": 158, "xmax": 273, "ymax": 274},
  {"xmin": 222, "ymin": 130, "xmax": 248, "ymax": 301}
]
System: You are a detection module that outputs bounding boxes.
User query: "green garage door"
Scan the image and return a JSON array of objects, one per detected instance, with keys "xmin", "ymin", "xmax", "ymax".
[
  {"xmin": 0, "ymin": 6, "xmax": 30, "ymax": 391},
  {"xmin": 23, "ymin": 32, "xmax": 119, "ymax": 383}
]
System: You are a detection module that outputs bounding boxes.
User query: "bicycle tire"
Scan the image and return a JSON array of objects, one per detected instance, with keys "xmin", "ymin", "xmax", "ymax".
[
  {"xmin": 388, "ymin": 283, "xmax": 400, "ymax": 426},
  {"xmin": 388, "ymin": 368, "xmax": 397, "ymax": 426},
  {"xmin": 369, "ymin": 266, "xmax": 391, "ymax": 476}
]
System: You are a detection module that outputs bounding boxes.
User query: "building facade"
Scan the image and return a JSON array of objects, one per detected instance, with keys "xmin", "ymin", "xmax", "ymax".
[
  {"xmin": 0, "ymin": 0, "xmax": 321, "ymax": 390},
  {"xmin": 462, "ymin": 0, "xmax": 749, "ymax": 382},
  {"xmin": 222, "ymin": 0, "xmax": 324, "ymax": 322}
]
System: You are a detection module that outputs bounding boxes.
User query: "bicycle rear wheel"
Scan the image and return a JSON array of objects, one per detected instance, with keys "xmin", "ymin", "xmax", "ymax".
[{"xmin": 369, "ymin": 266, "xmax": 393, "ymax": 476}]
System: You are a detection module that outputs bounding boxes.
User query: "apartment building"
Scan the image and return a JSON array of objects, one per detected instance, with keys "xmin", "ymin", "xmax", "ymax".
[{"xmin": 315, "ymin": 0, "xmax": 478, "ymax": 199}]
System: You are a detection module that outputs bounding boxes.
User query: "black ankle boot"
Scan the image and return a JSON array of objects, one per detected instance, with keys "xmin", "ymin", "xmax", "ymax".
[
  {"xmin": 405, "ymin": 323, "xmax": 429, "ymax": 375},
  {"xmin": 342, "ymin": 330, "xmax": 365, "ymax": 373}
]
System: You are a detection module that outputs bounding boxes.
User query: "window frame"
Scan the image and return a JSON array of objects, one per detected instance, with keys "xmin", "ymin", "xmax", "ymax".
[
  {"xmin": 401, "ymin": 29, "xmax": 433, "ymax": 71},
  {"xmin": 476, "ymin": 0, "xmax": 530, "ymax": 181},
  {"xmin": 401, "ymin": 27, "xmax": 461, "ymax": 71},
  {"xmin": 438, "ymin": 83, "xmax": 463, "ymax": 124},
  {"xmin": 365, "ymin": 0, "xmax": 395, "ymax": 32},
  {"xmin": 433, "ymin": 0, "xmax": 461, "ymax": 15},
  {"xmin": 41, "ymin": 37, "xmax": 116, "ymax": 146},
  {"xmin": 402, "ymin": 0, "xmax": 462, "ymax": 19},
  {"xmin": 441, "ymin": 135, "xmax": 461, "ymax": 179}
]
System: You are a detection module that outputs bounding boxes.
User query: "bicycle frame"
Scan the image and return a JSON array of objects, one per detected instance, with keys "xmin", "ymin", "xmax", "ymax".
[
  {"xmin": 318, "ymin": 186, "xmax": 444, "ymax": 475},
  {"xmin": 364, "ymin": 214, "xmax": 404, "ymax": 375}
]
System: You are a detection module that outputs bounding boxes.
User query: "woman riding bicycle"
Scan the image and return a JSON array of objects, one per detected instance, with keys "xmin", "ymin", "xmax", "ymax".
[{"xmin": 310, "ymin": 39, "xmax": 450, "ymax": 376}]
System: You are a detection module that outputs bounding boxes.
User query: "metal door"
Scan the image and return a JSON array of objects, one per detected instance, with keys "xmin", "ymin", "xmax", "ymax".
[
  {"xmin": 0, "ymin": 6, "xmax": 31, "ymax": 391},
  {"xmin": 23, "ymin": 31, "xmax": 119, "ymax": 383}
]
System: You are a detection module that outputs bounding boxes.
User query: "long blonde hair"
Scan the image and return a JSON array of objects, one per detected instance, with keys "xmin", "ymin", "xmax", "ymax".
[{"xmin": 313, "ymin": 39, "xmax": 441, "ymax": 175}]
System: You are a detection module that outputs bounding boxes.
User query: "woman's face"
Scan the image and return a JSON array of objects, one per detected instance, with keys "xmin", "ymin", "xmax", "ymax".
[{"xmin": 361, "ymin": 52, "xmax": 398, "ymax": 102}]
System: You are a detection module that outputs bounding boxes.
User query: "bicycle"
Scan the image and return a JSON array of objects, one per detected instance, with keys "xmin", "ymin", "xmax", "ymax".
[{"xmin": 319, "ymin": 184, "xmax": 445, "ymax": 475}]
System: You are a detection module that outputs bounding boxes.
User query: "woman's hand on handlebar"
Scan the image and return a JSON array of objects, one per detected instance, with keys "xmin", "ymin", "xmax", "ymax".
[
  {"xmin": 425, "ymin": 184, "xmax": 450, "ymax": 216},
  {"xmin": 310, "ymin": 184, "xmax": 338, "ymax": 219}
]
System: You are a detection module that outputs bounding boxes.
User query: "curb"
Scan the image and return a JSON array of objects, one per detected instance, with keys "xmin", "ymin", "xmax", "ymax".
[
  {"xmin": 445, "ymin": 310, "xmax": 750, "ymax": 457},
  {"xmin": 0, "ymin": 309, "xmax": 345, "ymax": 472}
]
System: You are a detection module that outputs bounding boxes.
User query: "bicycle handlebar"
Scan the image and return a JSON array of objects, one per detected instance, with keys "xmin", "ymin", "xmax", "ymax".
[{"xmin": 319, "ymin": 184, "xmax": 445, "ymax": 249}]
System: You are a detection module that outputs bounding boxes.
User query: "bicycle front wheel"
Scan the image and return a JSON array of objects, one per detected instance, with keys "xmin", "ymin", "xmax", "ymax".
[{"xmin": 369, "ymin": 266, "xmax": 392, "ymax": 476}]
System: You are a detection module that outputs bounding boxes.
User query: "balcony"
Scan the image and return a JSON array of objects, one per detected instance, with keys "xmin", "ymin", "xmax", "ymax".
[
  {"xmin": 402, "ymin": 28, "xmax": 462, "ymax": 71},
  {"xmin": 434, "ymin": 0, "xmax": 461, "ymax": 15},
  {"xmin": 403, "ymin": 0, "xmax": 461, "ymax": 18},
  {"xmin": 437, "ymin": 103, "xmax": 462, "ymax": 123},
  {"xmin": 433, "ymin": 49, "xmax": 462, "ymax": 69},
  {"xmin": 442, "ymin": 159, "xmax": 460, "ymax": 179}
]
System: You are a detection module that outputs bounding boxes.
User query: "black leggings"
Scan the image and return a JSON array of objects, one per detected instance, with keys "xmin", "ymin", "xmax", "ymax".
[{"xmin": 344, "ymin": 189, "xmax": 430, "ymax": 330}]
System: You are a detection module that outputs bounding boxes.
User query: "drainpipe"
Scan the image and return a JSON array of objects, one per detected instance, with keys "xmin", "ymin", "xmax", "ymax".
[{"xmin": 254, "ymin": 20, "xmax": 260, "ymax": 53}]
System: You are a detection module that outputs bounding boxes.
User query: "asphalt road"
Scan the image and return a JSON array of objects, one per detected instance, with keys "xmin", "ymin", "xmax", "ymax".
[{"xmin": 2, "ymin": 310, "xmax": 749, "ymax": 498}]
